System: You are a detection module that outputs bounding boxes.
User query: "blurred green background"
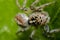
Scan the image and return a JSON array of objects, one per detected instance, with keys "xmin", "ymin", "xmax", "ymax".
[{"xmin": 0, "ymin": 0, "xmax": 60, "ymax": 40}]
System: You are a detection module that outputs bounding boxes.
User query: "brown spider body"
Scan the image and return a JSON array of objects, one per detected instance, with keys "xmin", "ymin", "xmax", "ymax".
[
  {"xmin": 28, "ymin": 11, "xmax": 50, "ymax": 26},
  {"xmin": 15, "ymin": 0, "xmax": 60, "ymax": 40}
]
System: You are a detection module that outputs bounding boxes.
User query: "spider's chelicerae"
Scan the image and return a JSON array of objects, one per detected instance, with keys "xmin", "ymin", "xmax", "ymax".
[{"xmin": 15, "ymin": 0, "xmax": 60, "ymax": 40}]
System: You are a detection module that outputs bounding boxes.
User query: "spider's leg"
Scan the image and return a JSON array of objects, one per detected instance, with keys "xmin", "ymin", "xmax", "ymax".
[
  {"xmin": 30, "ymin": 0, "xmax": 39, "ymax": 10},
  {"xmin": 50, "ymin": 29, "xmax": 60, "ymax": 33},
  {"xmin": 44, "ymin": 25, "xmax": 50, "ymax": 33},
  {"xmin": 16, "ymin": 0, "xmax": 27, "ymax": 11},
  {"xmin": 29, "ymin": 29, "xmax": 36, "ymax": 40},
  {"xmin": 16, "ymin": 27, "xmax": 24, "ymax": 34},
  {"xmin": 47, "ymin": 28, "xmax": 60, "ymax": 38},
  {"xmin": 16, "ymin": 26, "xmax": 30, "ymax": 34},
  {"xmin": 37, "ymin": 1, "xmax": 55, "ymax": 11},
  {"xmin": 43, "ymin": 25, "xmax": 52, "ymax": 37},
  {"xmin": 44, "ymin": 25, "xmax": 60, "ymax": 37}
]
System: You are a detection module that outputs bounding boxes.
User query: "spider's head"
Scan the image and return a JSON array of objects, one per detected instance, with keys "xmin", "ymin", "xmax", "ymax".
[{"xmin": 28, "ymin": 12, "xmax": 50, "ymax": 26}]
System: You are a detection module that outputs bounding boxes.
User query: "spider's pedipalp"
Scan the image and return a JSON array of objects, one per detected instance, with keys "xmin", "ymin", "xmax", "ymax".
[
  {"xmin": 30, "ymin": 0, "xmax": 39, "ymax": 10},
  {"xmin": 37, "ymin": 1, "xmax": 55, "ymax": 10},
  {"xmin": 16, "ymin": 0, "xmax": 27, "ymax": 11}
]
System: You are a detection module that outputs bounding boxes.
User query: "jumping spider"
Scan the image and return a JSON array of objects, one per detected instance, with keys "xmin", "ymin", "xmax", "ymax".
[{"xmin": 15, "ymin": 0, "xmax": 60, "ymax": 40}]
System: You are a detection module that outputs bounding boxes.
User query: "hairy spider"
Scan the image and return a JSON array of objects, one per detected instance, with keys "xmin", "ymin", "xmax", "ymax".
[{"xmin": 15, "ymin": 0, "xmax": 60, "ymax": 40}]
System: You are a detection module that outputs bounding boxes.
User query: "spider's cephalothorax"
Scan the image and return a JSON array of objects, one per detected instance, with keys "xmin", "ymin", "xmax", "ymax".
[
  {"xmin": 15, "ymin": 0, "xmax": 60, "ymax": 40},
  {"xmin": 28, "ymin": 12, "xmax": 50, "ymax": 26}
]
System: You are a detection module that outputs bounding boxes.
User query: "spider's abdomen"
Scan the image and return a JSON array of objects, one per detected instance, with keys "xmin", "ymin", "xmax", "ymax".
[
  {"xmin": 15, "ymin": 13, "xmax": 29, "ymax": 27},
  {"xmin": 28, "ymin": 12, "xmax": 50, "ymax": 26}
]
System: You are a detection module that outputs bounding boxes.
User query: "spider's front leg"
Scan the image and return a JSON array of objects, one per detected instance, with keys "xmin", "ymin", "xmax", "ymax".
[
  {"xmin": 16, "ymin": 0, "xmax": 32, "ymax": 15},
  {"xmin": 37, "ymin": 1, "xmax": 55, "ymax": 11},
  {"xmin": 30, "ymin": 0, "xmax": 39, "ymax": 10},
  {"xmin": 16, "ymin": 0, "xmax": 27, "ymax": 11}
]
